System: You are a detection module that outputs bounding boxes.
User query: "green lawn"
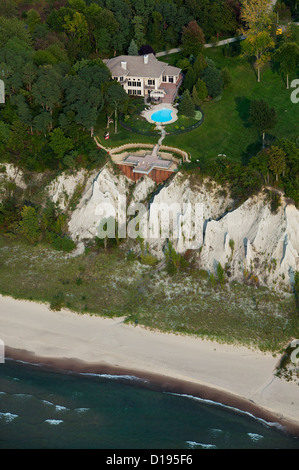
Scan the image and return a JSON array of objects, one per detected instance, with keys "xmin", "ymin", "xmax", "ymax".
[
  {"xmin": 164, "ymin": 47, "xmax": 298, "ymax": 164},
  {"xmin": 94, "ymin": 112, "xmax": 157, "ymax": 149},
  {"xmin": 96, "ymin": 47, "xmax": 297, "ymax": 163}
]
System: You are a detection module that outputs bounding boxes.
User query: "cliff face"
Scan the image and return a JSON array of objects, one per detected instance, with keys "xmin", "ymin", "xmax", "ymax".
[
  {"xmin": 2, "ymin": 163, "xmax": 298, "ymax": 291},
  {"xmin": 200, "ymin": 195, "xmax": 299, "ymax": 289},
  {"xmin": 65, "ymin": 164, "xmax": 298, "ymax": 291}
]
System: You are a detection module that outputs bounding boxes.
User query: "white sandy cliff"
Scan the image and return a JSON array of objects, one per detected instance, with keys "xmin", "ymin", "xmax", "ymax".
[{"xmin": 64, "ymin": 165, "xmax": 299, "ymax": 291}]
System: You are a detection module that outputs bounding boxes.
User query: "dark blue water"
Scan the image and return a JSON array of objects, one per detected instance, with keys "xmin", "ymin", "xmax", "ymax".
[{"xmin": 0, "ymin": 360, "xmax": 299, "ymax": 449}]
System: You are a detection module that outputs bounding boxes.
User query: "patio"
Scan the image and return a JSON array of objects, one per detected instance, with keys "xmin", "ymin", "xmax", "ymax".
[{"xmin": 123, "ymin": 145, "xmax": 175, "ymax": 176}]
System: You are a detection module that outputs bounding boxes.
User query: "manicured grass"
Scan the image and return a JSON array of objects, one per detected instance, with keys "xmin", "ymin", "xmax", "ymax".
[
  {"xmin": 0, "ymin": 235, "xmax": 298, "ymax": 352},
  {"xmin": 96, "ymin": 47, "xmax": 297, "ymax": 164},
  {"xmin": 94, "ymin": 112, "xmax": 157, "ymax": 148},
  {"xmin": 163, "ymin": 47, "xmax": 298, "ymax": 163},
  {"xmin": 165, "ymin": 113, "xmax": 201, "ymax": 133}
]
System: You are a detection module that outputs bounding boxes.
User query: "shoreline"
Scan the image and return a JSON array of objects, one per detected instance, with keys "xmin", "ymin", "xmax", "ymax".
[
  {"xmin": 1, "ymin": 294, "xmax": 299, "ymax": 439},
  {"xmin": 6, "ymin": 347, "xmax": 299, "ymax": 438}
]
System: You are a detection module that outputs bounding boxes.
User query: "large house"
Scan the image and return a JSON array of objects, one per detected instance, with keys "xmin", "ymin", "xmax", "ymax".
[{"xmin": 104, "ymin": 53, "xmax": 182, "ymax": 102}]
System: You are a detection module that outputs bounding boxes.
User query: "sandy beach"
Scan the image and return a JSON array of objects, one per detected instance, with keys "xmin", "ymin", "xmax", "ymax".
[{"xmin": 1, "ymin": 294, "xmax": 299, "ymax": 437}]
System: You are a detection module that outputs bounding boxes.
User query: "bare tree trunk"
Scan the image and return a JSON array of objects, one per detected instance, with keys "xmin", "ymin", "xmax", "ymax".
[
  {"xmin": 106, "ymin": 113, "xmax": 113, "ymax": 128},
  {"xmin": 258, "ymin": 65, "xmax": 261, "ymax": 82},
  {"xmin": 114, "ymin": 108, "xmax": 118, "ymax": 134}
]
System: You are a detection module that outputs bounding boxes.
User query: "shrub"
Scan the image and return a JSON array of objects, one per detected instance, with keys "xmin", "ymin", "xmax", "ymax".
[
  {"xmin": 50, "ymin": 291, "xmax": 65, "ymax": 311},
  {"xmin": 46, "ymin": 231, "xmax": 76, "ymax": 252},
  {"xmin": 19, "ymin": 205, "xmax": 41, "ymax": 244},
  {"xmin": 220, "ymin": 67, "xmax": 232, "ymax": 88},
  {"xmin": 139, "ymin": 253, "xmax": 158, "ymax": 266},
  {"xmin": 217, "ymin": 262, "xmax": 225, "ymax": 285}
]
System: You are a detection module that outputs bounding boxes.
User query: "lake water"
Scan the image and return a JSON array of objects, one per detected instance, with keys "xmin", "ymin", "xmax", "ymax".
[{"xmin": 1, "ymin": 360, "xmax": 299, "ymax": 449}]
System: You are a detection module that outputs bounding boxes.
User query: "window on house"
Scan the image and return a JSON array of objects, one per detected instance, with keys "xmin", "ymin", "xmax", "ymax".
[
  {"xmin": 162, "ymin": 76, "xmax": 167, "ymax": 82},
  {"xmin": 148, "ymin": 79, "xmax": 155, "ymax": 86},
  {"xmin": 168, "ymin": 76, "xmax": 174, "ymax": 83},
  {"xmin": 128, "ymin": 80, "xmax": 141, "ymax": 87}
]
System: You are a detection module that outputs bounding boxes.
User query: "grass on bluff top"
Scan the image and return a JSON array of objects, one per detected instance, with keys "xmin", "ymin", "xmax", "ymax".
[
  {"xmin": 0, "ymin": 235, "xmax": 298, "ymax": 353},
  {"xmin": 96, "ymin": 47, "xmax": 297, "ymax": 164},
  {"xmin": 94, "ymin": 105, "xmax": 157, "ymax": 149},
  {"xmin": 162, "ymin": 47, "xmax": 298, "ymax": 164}
]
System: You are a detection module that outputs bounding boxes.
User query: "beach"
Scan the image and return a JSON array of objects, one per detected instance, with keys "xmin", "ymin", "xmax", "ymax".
[{"xmin": 1, "ymin": 294, "xmax": 299, "ymax": 437}]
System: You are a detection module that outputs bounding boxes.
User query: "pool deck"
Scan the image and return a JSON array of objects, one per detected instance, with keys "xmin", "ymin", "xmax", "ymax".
[{"xmin": 142, "ymin": 103, "xmax": 178, "ymax": 125}]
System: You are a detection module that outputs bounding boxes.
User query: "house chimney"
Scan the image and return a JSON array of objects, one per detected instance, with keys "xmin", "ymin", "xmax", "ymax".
[
  {"xmin": 121, "ymin": 61, "xmax": 127, "ymax": 70},
  {"xmin": 144, "ymin": 55, "xmax": 148, "ymax": 64}
]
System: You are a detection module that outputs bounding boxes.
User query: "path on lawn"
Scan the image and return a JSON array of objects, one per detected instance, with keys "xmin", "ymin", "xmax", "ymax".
[
  {"xmin": 156, "ymin": 36, "xmax": 246, "ymax": 58},
  {"xmin": 156, "ymin": 1, "xmax": 283, "ymax": 58}
]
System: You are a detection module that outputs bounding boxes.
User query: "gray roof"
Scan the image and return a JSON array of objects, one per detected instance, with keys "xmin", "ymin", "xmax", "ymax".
[{"xmin": 104, "ymin": 53, "xmax": 181, "ymax": 79}]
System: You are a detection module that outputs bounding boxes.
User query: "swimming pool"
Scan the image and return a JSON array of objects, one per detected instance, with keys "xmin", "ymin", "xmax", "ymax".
[{"xmin": 151, "ymin": 108, "xmax": 173, "ymax": 123}]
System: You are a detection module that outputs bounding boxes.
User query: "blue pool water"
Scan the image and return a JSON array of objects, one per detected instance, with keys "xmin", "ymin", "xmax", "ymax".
[{"xmin": 151, "ymin": 108, "xmax": 173, "ymax": 123}]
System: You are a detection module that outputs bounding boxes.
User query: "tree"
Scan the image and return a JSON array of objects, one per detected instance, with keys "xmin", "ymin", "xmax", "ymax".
[
  {"xmin": 241, "ymin": 30, "xmax": 275, "ymax": 82},
  {"xmin": 22, "ymin": 61, "xmax": 37, "ymax": 92},
  {"xmin": 193, "ymin": 53, "xmax": 207, "ymax": 76},
  {"xmin": 7, "ymin": 120, "xmax": 27, "ymax": 161},
  {"xmin": 0, "ymin": 121, "xmax": 10, "ymax": 153},
  {"xmin": 49, "ymin": 128, "xmax": 74, "ymax": 161},
  {"xmin": 19, "ymin": 205, "xmax": 41, "ymax": 244},
  {"xmin": 273, "ymin": 42, "xmax": 299, "ymax": 89},
  {"xmin": 32, "ymin": 66, "xmax": 62, "ymax": 120},
  {"xmin": 179, "ymin": 89, "xmax": 195, "ymax": 117},
  {"xmin": 202, "ymin": 66, "xmax": 223, "ymax": 98},
  {"xmin": 192, "ymin": 86, "xmax": 201, "ymax": 106},
  {"xmin": 0, "ymin": 0, "xmax": 18, "ymax": 18},
  {"xmin": 249, "ymin": 150, "xmax": 270, "ymax": 184},
  {"xmin": 132, "ymin": 16, "xmax": 145, "ymax": 48},
  {"xmin": 63, "ymin": 68, "xmax": 105, "ymax": 136},
  {"xmin": 249, "ymin": 99, "xmax": 277, "ymax": 146},
  {"xmin": 240, "ymin": 0, "xmax": 274, "ymax": 33},
  {"xmin": 0, "ymin": 17, "xmax": 32, "ymax": 48},
  {"xmin": 147, "ymin": 11, "xmax": 163, "ymax": 47},
  {"xmin": 26, "ymin": 9, "xmax": 41, "ymax": 34},
  {"xmin": 128, "ymin": 39, "xmax": 138, "ymax": 55},
  {"xmin": 33, "ymin": 111, "xmax": 52, "ymax": 136},
  {"xmin": 183, "ymin": 68, "xmax": 197, "ymax": 92},
  {"xmin": 181, "ymin": 20, "xmax": 205, "ymax": 57},
  {"xmin": 176, "ymin": 57, "xmax": 192, "ymax": 73},
  {"xmin": 268, "ymin": 145, "xmax": 287, "ymax": 182},
  {"xmin": 220, "ymin": 67, "xmax": 232, "ymax": 88},
  {"xmin": 240, "ymin": 0, "xmax": 275, "ymax": 82},
  {"xmin": 11, "ymin": 95, "xmax": 32, "ymax": 132},
  {"xmin": 196, "ymin": 78, "xmax": 208, "ymax": 100},
  {"xmin": 63, "ymin": 11, "xmax": 89, "ymax": 44},
  {"xmin": 0, "ymin": 39, "xmax": 34, "ymax": 97},
  {"xmin": 194, "ymin": 78, "xmax": 208, "ymax": 101},
  {"xmin": 105, "ymin": 82, "xmax": 128, "ymax": 133}
]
